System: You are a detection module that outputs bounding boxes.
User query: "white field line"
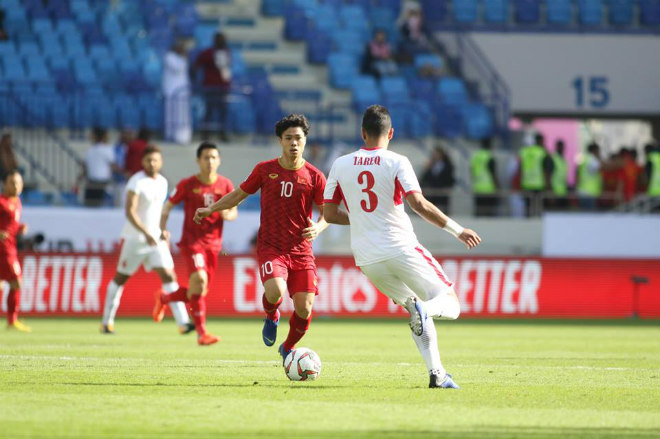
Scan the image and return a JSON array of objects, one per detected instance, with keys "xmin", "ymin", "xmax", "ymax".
[{"xmin": 0, "ymin": 354, "xmax": 655, "ymax": 371}]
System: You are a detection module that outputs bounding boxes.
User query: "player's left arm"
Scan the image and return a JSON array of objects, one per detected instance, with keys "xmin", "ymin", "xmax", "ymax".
[
  {"xmin": 406, "ymin": 192, "xmax": 481, "ymax": 249},
  {"xmin": 193, "ymin": 188, "xmax": 249, "ymax": 224}
]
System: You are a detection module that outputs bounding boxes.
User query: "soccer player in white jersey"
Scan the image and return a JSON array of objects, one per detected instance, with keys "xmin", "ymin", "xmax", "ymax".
[
  {"xmin": 100, "ymin": 146, "xmax": 193, "ymax": 335},
  {"xmin": 323, "ymin": 105, "xmax": 481, "ymax": 389}
]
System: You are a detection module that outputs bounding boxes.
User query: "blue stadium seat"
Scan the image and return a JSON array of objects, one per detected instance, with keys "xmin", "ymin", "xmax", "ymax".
[
  {"xmin": 639, "ymin": 0, "xmax": 660, "ymax": 26},
  {"xmin": 22, "ymin": 190, "xmax": 52, "ymax": 206},
  {"xmin": 409, "ymin": 77, "xmax": 437, "ymax": 104},
  {"xmin": 462, "ymin": 103, "xmax": 493, "ymax": 139},
  {"xmin": 328, "ymin": 53, "xmax": 359, "ymax": 88},
  {"xmin": 227, "ymin": 95, "xmax": 256, "ymax": 134},
  {"xmin": 32, "ymin": 18, "xmax": 54, "ymax": 33},
  {"xmin": 515, "ymin": 0, "xmax": 540, "ymax": 23},
  {"xmin": 421, "ymin": 0, "xmax": 447, "ymax": 26},
  {"xmin": 414, "ymin": 54, "xmax": 444, "ymax": 71},
  {"xmin": 284, "ymin": 6, "xmax": 309, "ymax": 41},
  {"xmin": 578, "ymin": 0, "xmax": 603, "ymax": 25},
  {"xmin": 453, "ymin": 0, "xmax": 478, "ymax": 23},
  {"xmin": 380, "ymin": 77, "xmax": 410, "ymax": 103},
  {"xmin": 351, "ymin": 75, "xmax": 381, "ymax": 110},
  {"xmin": 115, "ymin": 94, "xmax": 142, "ymax": 128},
  {"xmin": 262, "ymin": 0, "xmax": 286, "ymax": 16},
  {"xmin": 433, "ymin": 103, "xmax": 462, "ymax": 138},
  {"xmin": 408, "ymin": 100, "xmax": 433, "ymax": 138},
  {"xmin": 0, "ymin": 41, "xmax": 16, "ymax": 56},
  {"xmin": 484, "ymin": 0, "xmax": 509, "ymax": 23},
  {"xmin": 437, "ymin": 78, "xmax": 468, "ymax": 105},
  {"xmin": 19, "ymin": 41, "xmax": 41, "ymax": 56},
  {"xmin": 609, "ymin": 0, "xmax": 633, "ymax": 25},
  {"xmin": 138, "ymin": 94, "xmax": 163, "ymax": 131},
  {"xmin": 331, "ymin": 30, "xmax": 366, "ymax": 56},
  {"xmin": 546, "ymin": 0, "xmax": 572, "ymax": 25},
  {"xmin": 306, "ymin": 29, "xmax": 332, "ymax": 64}
]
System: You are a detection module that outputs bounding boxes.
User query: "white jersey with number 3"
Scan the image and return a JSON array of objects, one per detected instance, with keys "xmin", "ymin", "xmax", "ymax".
[{"xmin": 324, "ymin": 147, "xmax": 422, "ymax": 266}]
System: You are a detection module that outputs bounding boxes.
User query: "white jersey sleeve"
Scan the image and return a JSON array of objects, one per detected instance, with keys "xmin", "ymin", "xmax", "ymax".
[{"xmin": 325, "ymin": 148, "xmax": 421, "ymax": 266}]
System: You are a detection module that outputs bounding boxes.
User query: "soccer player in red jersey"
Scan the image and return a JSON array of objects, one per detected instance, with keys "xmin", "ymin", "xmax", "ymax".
[
  {"xmin": 193, "ymin": 114, "xmax": 328, "ymax": 361},
  {"xmin": 154, "ymin": 142, "xmax": 237, "ymax": 345},
  {"xmin": 0, "ymin": 170, "xmax": 30, "ymax": 332}
]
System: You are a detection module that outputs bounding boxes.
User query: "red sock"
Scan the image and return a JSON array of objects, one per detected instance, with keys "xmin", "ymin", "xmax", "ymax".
[
  {"xmin": 282, "ymin": 311, "xmax": 312, "ymax": 352},
  {"xmin": 262, "ymin": 294, "xmax": 282, "ymax": 321},
  {"xmin": 7, "ymin": 289, "xmax": 20, "ymax": 324},
  {"xmin": 161, "ymin": 286, "xmax": 189, "ymax": 304},
  {"xmin": 189, "ymin": 294, "xmax": 206, "ymax": 336}
]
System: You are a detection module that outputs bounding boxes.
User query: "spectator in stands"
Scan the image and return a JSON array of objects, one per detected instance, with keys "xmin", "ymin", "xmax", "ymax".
[
  {"xmin": 601, "ymin": 151, "xmax": 624, "ymax": 208},
  {"xmin": 517, "ymin": 133, "xmax": 553, "ymax": 216},
  {"xmin": 0, "ymin": 10, "xmax": 8, "ymax": 41},
  {"xmin": 621, "ymin": 148, "xmax": 642, "ymax": 203},
  {"xmin": 124, "ymin": 128, "xmax": 150, "ymax": 177},
  {"xmin": 363, "ymin": 29, "xmax": 398, "ymax": 78},
  {"xmin": 577, "ymin": 142, "xmax": 604, "ymax": 210},
  {"xmin": 470, "ymin": 138, "xmax": 498, "ymax": 216},
  {"xmin": 82, "ymin": 128, "xmax": 118, "ymax": 207},
  {"xmin": 644, "ymin": 143, "xmax": 660, "ymax": 201},
  {"xmin": 0, "ymin": 133, "xmax": 19, "ymax": 181},
  {"xmin": 193, "ymin": 32, "xmax": 232, "ymax": 142},
  {"xmin": 398, "ymin": 5, "xmax": 430, "ymax": 62},
  {"xmin": 548, "ymin": 140, "xmax": 569, "ymax": 210},
  {"xmin": 163, "ymin": 41, "xmax": 192, "ymax": 145},
  {"xmin": 420, "ymin": 146, "xmax": 455, "ymax": 214}
]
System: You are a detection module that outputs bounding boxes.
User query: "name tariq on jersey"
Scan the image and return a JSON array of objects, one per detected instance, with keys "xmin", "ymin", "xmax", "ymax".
[{"xmin": 354, "ymin": 156, "xmax": 381, "ymax": 166}]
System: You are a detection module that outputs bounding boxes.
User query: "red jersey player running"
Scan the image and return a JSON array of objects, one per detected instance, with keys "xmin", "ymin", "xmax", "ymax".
[
  {"xmin": 0, "ymin": 169, "xmax": 30, "ymax": 332},
  {"xmin": 193, "ymin": 114, "xmax": 328, "ymax": 362},
  {"xmin": 154, "ymin": 142, "xmax": 237, "ymax": 345}
]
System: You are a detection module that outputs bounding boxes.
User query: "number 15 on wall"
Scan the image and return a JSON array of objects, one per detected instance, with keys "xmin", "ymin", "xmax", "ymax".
[{"xmin": 572, "ymin": 76, "xmax": 610, "ymax": 109}]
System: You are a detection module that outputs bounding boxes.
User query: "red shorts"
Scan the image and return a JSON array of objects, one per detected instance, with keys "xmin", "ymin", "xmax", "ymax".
[
  {"xmin": 257, "ymin": 248, "xmax": 318, "ymax": 296},
  {"xmin": 0, "ymin": 254, "xmax": 21, "ymax": 282},
  {"xmin": 181, "ymin": 248, "xmax": 218, "ymax": 283}
]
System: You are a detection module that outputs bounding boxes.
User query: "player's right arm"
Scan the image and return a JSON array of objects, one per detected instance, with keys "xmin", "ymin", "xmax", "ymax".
[
  {"xmin": 193, "ymin": 188, "xmax": 249, "ymax": 224},
  {"xmin": 125, "ymin": 190, "xmax": 158, "ymax": 246},
  {"xmin": 406, "ymin": 192, "xmax": 481, "ymax": 249}
]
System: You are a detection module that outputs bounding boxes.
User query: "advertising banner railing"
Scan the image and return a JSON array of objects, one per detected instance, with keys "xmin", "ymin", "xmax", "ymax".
[{"xmin": 5, "ymin": 253, "xmax": 659, "ymax": 318}]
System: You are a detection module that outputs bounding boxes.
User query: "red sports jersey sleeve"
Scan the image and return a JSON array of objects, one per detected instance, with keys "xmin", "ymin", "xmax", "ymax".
[
  {"xmin": 251, "ymin": 160, "xmax": 326, "ymax": 255},
  {"xmin": 172, "ymin": 175, "xmax": 234, "ymax": 253},
  {"xmin": 239, "ymin": 163, "xmax": 264, "ymax": 194},
  {"xmin": 0, "ymin": 195, "xmax": 22, "ymax": 256}
]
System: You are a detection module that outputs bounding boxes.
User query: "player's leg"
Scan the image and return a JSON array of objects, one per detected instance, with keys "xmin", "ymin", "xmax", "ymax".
[
  {"xmin": 149, "ymin": 242, "xmax": 192, "ymax": 332},
  {"xmin": 101, "ymin": 240, "xmax": 142, "ymax": 333},
  {"xmin": 100, "ymin": 272, "xmax": 129, "ymax": 333},
  {"xmin": 279, "ymin": 290, "xmax": 315, "ymax": 360},
  {"xmin": 258, "ymin": 252, "xmax": 288, "ymax": 347},
  {"xmin": 278, "ymin": 262, "xmax": 318, "ymax": 360},
  {"xmin": 186, "ymin": 250, "xmax": 218, "ymax": 345},
  {"xmin": 6, "ymin": 275, "xmax": 30, "ymax": 332},
  {"xmin": 395, "ymin": 246, "xmax": 460, "ymax": 320},
  {"xmin": 153, "ymin": 267, "xmax": 193, "ymax": 333}
]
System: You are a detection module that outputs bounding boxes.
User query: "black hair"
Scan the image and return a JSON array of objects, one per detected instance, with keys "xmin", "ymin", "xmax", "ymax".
[
  {"xmin": 137, "ymin": 128, "xmax": 151, "ymax": 142},
  {"xmin": 92, "ymin": 127, "xmax": 107, "ymax": 142},
  {"xmin": 481, "ymin": 137, "xmax": 492, "ymax": 150},
  {"xmin": 196, "ymin": 141, "xmax": 219, "ymax": 158},
  {"xmin": 587, "ymin": 142, "xmax": 600, "ymax": 154},
  {"xmin": 142, "ymin": 145, "xmax": 162, "ymax": 157},
  {"xmin": 361, "ymin": 105, "xmax": 392, "ymax": 138},
  {"xmin": 535, "ymin": 133, "xmax": 544, "ymax": 146},
  {"xmin": 275, "ymin": 114, "xmax": 310, "ymax": 138}
]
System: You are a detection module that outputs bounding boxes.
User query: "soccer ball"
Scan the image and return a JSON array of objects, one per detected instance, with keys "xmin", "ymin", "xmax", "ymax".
[{"xmin": 283, "ymin": 348, "xmax": 322, "ymax": 381}]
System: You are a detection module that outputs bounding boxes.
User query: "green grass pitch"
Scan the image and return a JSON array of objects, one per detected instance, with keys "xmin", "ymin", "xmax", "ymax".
[{"xmin": 1, "ymin": 318, "xmax": 659, "ymax": 439}]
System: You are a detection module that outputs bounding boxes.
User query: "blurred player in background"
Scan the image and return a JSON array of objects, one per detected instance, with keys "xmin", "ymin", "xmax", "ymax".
[
  {"xmin": 1, "ymin": 169, "xmax": 29, "ymax": 332},
  {"xmin": 323, "ymin": 105, "xmax": 481, "ymax": 389},
  {"xmin": 154, "ymin": 142, "xmax": 237, "ymax": 346},
  {"xmin": 193, "ymin": 114, "xmax": 327, "ymax": 361},
  {"xmin": 101, "ymin": 146, "xmax": 192, "ymax": 334}
]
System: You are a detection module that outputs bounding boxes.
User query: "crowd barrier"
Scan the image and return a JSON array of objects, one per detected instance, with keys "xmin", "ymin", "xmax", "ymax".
[{"xmin": 5, "ymin": 252, "xmax": 659, "ymax": 319}]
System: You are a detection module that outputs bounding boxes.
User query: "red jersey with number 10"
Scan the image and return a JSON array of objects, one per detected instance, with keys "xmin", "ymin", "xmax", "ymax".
[
  {"xmin": 169, "ymin": 174, "xmax": 234, "ymax": 253},
  {"xmin": 240, "ymin": 159, "xmax": 326, "ymax": 255},
  {"xmin": 0, "ymin": 195, "xmax": 22, "ymax": 256}
]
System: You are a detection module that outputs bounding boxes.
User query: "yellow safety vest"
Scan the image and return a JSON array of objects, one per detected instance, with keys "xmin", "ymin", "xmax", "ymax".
[
  {"xmin": 519, "ymin": 145, "xmax": 546, "ymax": 191},
  {"xmin": 647, "ymin": 152, "xmax": 660, "ymax": 197},
  {"xmin": 470, "ymin": 149, "xmax": 496, "ymax": 194},
  {"xmin": 577, "ymin": 155, "xmax": 602, "ymax": 196},
  {"xmin": 550, "ymin": 153, "xmax": 568, "ymax": 196}
]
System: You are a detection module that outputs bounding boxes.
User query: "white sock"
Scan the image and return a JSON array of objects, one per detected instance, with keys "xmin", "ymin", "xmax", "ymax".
[
  {"xmin": 424, "ymin": 292, "xmax": 461, "ymax": 320},
  {"xmin": 411, "ymin": 317, "xmax": 446, "ymax": 377},
  {"xmin": 162, "ymin": 282, "xmax": 190, "ymax": 327},
  {"xmin": 101, "ymin": 281, "xmax": 124, "ymax": 326}
]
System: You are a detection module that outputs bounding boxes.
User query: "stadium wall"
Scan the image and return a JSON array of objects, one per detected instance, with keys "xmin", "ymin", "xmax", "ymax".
[
  {"xmin": 466, "ymin": 33, "xmax": 660, "ymax": 115},
  {"xmin": 6, "ymin": 253, "xmax": 659, "ymax": 319}
]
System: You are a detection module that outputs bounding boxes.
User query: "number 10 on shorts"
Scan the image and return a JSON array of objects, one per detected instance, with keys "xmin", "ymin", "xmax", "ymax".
[{"xmin": 261, "ymin": 261, "xmax": 273, "ymax": 277}]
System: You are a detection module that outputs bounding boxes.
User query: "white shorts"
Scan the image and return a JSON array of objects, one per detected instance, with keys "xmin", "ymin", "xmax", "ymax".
[
  {"xmin": 117, "ymin": 239, "xmax": 174, "ymax": 276},
  {"xmin": 359, "ymin": 245, "xmax": 453, "ymax": 306}
]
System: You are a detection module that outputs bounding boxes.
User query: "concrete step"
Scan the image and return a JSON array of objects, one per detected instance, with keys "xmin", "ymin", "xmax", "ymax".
[{"xmin": 241, "ymin": 49, "xmax": 306, "ymax": 66}]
